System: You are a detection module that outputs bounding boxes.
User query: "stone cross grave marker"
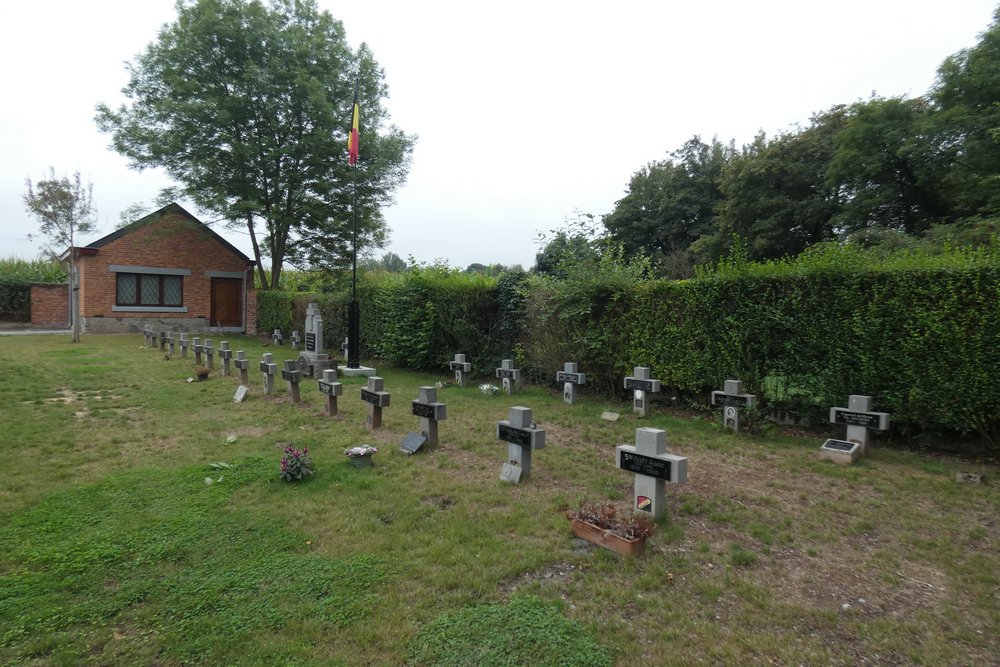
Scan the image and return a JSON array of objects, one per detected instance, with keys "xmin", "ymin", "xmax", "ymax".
[
  {"xmin": 179, "ymin": 333, "xmax": 189, "ymax": 358},
  {"xmin": 408, "ymin": 386, "xmax": 448, "ymax": 450},
  {"xmin": 259, "ymin": 352, "xmax": 277, "ymax": 395},
  {"xmin": 281, "ymin": 359, "xmax": 302, "ymax": 403},
  {"xmin": 318, "ymin": 367, "xmax": 343, "ymax": 417},
  {"xmin": 235, "ymin": 350, "xmax": 250, "ymax": 386},
  {"xmin": 219, "ymin": 341, "xmax": 232, "ymax": 377},
  {"xmin": 711, "ymin": 379, "xmax": 757, "ymax": 433},
  {"xmin": 297, "ymin": 302, "xmax": 330, "ymax": 377},
  {"xmin": 827, "ymin": 394, "xmax": 890, "ymax": 456},
  {"xmin": 624, "ymin": 366, "xmax": 661, "ymax": 418},
  {"xmin": 159, "ymin": 331, "xmax": 167, "ymax": 352},
  {"xmin": 497, "ymin": 406, "xmax": 546, "ymax": 484},
  {"xmin": 360, "ymin": 376, "xmax": 391, "ymax": 430},
  {"xmin": 204, "ymin": 338, "xmax": 215, "ymax": 370},
  {"xmin": 450, "ymin": 353, "xmax": 472, "ymax": 388},
  {"xmin": 142, "ymin": 325, "xmax": 151, "ymax": 347},
  {"xmin": 341, "ymin": 337, "xmax": 348, "ymax": 359},
  {"xmin": 291, "ymin": 331, "xmax": 301, "ymax": 351},
  {"xmin": 193, "ymin": 337, "xmax": 203, "ymax": 365},
  {"xmin": 616, "ymin": 427, "xmax": 688, "ymax": 520},
  {"xmin": 496, "ymin": 359, "xmax": 521, "ymax": 395},
  {"xmin": 557, "ymin": 362, "xmax": 586, "ymax": 405},
  {"xmin": 273, "ymin": 329, "xmax": 283, "ymax": 346},
  {"xmin": 167, "ymin": 332, "xmax": 175, "ymax": 356}
]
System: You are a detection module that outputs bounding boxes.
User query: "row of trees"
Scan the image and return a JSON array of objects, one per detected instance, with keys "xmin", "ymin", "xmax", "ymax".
[{"xmin": 584, "ymin": 8, "xmax": 1000, "ymax": 277}]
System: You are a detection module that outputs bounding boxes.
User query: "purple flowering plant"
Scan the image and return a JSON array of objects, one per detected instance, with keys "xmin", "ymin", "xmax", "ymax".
[{"xmin": 279, "ymin": 444, "xmax": 314, "ymax": 482}]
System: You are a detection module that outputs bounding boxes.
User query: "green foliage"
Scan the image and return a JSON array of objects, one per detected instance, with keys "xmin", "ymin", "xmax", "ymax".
[
  {"xmin": 407, "ymin": 596, "xmax": 612, "ymax": 666},
  {"xmin": 256, "ymin": 290, "xmax": 296, "ymax": 335},
  {"xmin": 279, "ymin": 445, "xmax": 314, "ymax": 481},
  {"xmin": 0, "ymin": 257, "xmax": 67, "ymax": 283},
  {"xmin": 0, "ymin": 279, "xmax": 31, "ymax": 322},
  {"xmin": 22, "ymin": 169, "xmax": 96, "ymax": 258},
  {"xmin": 95, "ymin": 0, "xmax": 414, "ymax": 290}
]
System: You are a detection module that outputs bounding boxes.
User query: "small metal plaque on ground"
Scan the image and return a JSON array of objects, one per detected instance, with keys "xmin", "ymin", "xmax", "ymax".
[
  {"xmin": 400, "ymin": 432, "xmax": 427, "ymax": 455},
  {"xmin": 819, "ymin": 438, "xmax": 861, "ymax": 465}
]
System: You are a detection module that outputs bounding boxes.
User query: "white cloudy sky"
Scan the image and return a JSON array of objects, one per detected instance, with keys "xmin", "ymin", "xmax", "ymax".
[{"xmin": 1, "ymin": 1, "xmax": 996, "ymax": 269}]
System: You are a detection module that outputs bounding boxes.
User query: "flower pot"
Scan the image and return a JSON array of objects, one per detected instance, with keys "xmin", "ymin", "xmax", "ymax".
[
  {"xmin": 570, "ymin": 518, "xmax": 646, "ymax": 556},
  {"xmin": 349, "ymin": 453, "xmax": 373, "ymax": 468}
]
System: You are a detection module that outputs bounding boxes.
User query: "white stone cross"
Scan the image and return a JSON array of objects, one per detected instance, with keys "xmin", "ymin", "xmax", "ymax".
[
  {"xmin": 624, "ymin": 366, "xmax": 662, "ymax": 418},
  {"xmin": 411, "ymin": 386, "xmax": 448, "ymax": 447},
  {"xmin": 829, "ymin": 395, "xmax": 890, "ymax": 454},
  {"xmin": 281, "ymin": 359, "xmax": 302, "ymax": 403},
  {"xmin": 615, "ymin": 427, "xmax": 688, "ymax": 520},
  {"xmin": 259, "ymin": 352, "xmax": 277, "ymax": 395},
  {"xmin": 497, "ymin": 406, "xmax": 545, "ymax": 483},
  {"xmin": 496, "ymin": 359, "xmax": 521, "ymax": 395},
  {"xmin": 711, "ymin": 379, "xmax": 757, "ymax": 433},
  {"xmin": 450, "ymin": 353, "xmax": 472, "ymax": 388},
  {"xmin": 318, "ymin": 367, "xmax": 343, "ymax": 417},
  {"xmin": 557, "ymin": 362, "xmax": 586, "ymax": 405}
]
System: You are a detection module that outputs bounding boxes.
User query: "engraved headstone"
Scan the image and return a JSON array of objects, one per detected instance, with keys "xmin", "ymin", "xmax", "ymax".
[
  {"xmin": 282, "ymin": 359, "xmax": 302, "ymax": 403},
  {"xmin": 450, "ymin": 353, "xmax": 472, "ymax": 388},
  {"xmin": 497, "ymin": 406, "xmax": 546, "ymax": 483},
  {"xmin": 360, "ymin": 376, "xmax": 391, "ymax": 430},
  {"xmin": 495, "ymin": 359, "xmax": 521, "ymax": 395},
  {"xmin": 828, "ymin": 394, "xmax": 890, "ymax": 455},
  {"xmin": 624, "ymin": 366, "xmax": 662, "ymax": 418},
  {"xmin": 296, "ymin": 302, "xmax": 331, "ymax": 377},
  {"xmin": 235, "ymin": 349, "xmax": 250, "ymax": 386},
  {"xmin": 259, "ymin": 352, "xmax": 277, "ymax": 395},
  {"xmin": 615, "ymin": 427, "xmax": 688, "ymax": 519},
  {"xmin": 557, "ymin": 361, "xmax": 586, "ymax": 405},
  {"xmin": 711, "ymin": 379, "xmax": 757, "ymax": 433},
  {"xmin": 318, "ymin": 367, "xmax": 343, "ymax": 417},
  {"xmin": 408, "ymin": 386, "xmax": 447, "ymax": 448}
]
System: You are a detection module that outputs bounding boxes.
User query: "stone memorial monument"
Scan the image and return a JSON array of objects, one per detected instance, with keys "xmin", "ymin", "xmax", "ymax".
[
  {"xmin": 497, "ymin": 406, "xmax": 545, "ymax": 484},
  {"xmin": 295, "ymin": 302, "xmax": 332, "ymax": 377},
  {"xmin": 450, "ymin": 353, "xmax": 472, "ymax": 388},
  {"xmin": 318, "ymin": 367, "xmax": 343, "ymax": 417},
  {"xmin": 360, "ymin": 376, "xmax": 391, "ymax": 430},
  {"xmin": 711, "ymin": 379, "xmax": 757, "ymax": 433},
  {"xmin": 624, "ymin": 366, "xmax": 662, "ymax": 418},
  {"xmin": 557, "ymin": 362, "xmax": 586, "ymax": 405},
  {"xmin": 496, "ymin": 359, "xmax": 521, "ymax": 395},
  {"xmin": 615, "ymin": 427, "xmax": 688, "ymax": 519}
]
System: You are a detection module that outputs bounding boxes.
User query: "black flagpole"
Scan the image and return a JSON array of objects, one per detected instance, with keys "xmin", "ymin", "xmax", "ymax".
[{"xmin": 348, "ymin": 78, "xmax": 360, "ymax": 369}]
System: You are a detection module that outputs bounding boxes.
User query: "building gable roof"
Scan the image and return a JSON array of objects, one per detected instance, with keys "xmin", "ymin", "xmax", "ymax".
[{"xmin": 83, "ymin": 203, "xmax": 252, "ymax": 263}]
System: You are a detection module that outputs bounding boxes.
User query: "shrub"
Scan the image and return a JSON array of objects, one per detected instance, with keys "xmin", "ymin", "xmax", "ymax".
[{"xmin": 278, "ymin": 444, "xmax": 314, "ymax": 482}]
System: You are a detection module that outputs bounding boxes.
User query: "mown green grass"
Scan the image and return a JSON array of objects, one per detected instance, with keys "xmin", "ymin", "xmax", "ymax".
[{"xmin": 0, "ymin": 333, "xmax": 998, "ymax": 665}]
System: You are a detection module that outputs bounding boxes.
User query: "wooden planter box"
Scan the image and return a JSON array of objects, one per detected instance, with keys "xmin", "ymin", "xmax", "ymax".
[{"xmin": 570, "ymin": 518, "xmax": 646, "ymax": 556}]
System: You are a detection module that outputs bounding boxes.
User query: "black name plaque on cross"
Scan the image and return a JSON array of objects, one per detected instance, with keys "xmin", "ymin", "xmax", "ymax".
[
  {"xmin": 833, "ymin": 411, "xmax": 882, "ymax": 428},
  {"xmin": 619, "ymin": 450, "xmax": 673, "ymax": 481},
  {"xmin": 498, "ymin": 424, "xmax": 532, "ymax": 446},
  {"xmin": 625, "ymin": 378, "xmax": 655, "ymax": 392}
]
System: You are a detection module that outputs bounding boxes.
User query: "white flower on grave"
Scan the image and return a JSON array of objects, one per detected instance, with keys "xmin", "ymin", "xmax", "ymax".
[{"xmin": 479, "ymin": 384, "xmax": 499, "ymax": 395}]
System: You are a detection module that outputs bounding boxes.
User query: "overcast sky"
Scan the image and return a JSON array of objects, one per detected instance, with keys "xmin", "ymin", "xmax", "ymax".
[{"xmin": 1, "ymin": 1, "xmax": 997, "ymax": 270}]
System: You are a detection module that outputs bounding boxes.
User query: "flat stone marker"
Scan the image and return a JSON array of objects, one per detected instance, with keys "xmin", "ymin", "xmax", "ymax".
[
  {"xmin": 819, "ymin": 438, "xmax": 861, "ymax": 465},
  {"xmin": 400, "ymin": 431, "xmax": 427, "ymax": 455},
  {"xmin": 557, "ymin": 361, "xmax": 586, "ymax": 405},
  {"xmin": 450, "ymin": 353, "xmax": 472, "ymax": 388},
  {"xmin": 233, "ymin": 385, "xmax": 249, "ymax": 403},
  {"xmin": 361, "ymin": 376, "xmax": 390, "ymax": 430},
  {"xmin": 291, "ymin": 330, "xmax": 301, "ymax": 351},
  {"xmin": 259, "ymin": 352, "xmax": 277, "ymax": 395},
  {"xmin": 193, "ymin": 337, "xmax": 203, "ymax": 365},
  {"xmin": 497, "ymin": 406, "xmax": 545, "ymax": 484},
  {"xmin": 711, "ymin": 379, "xmax": 757, "ymax": 433},
  {"xmin": 281, "ymin": 359, "xmax": 302, "ymax": 403},
  {"xmin": 273, "ymin": 329, "xmax": 283, "ymax": 346},
  {"xmin": 829, "ymin": 395, "xmax": 890, "ymax": 455},
  {"xmin": 318, "ymin": 367, "xmax": 343, "ymax": 417},
  {"xmin": 601, "ymin": 411, "xmax": 621, "ymax": 422},
  {"xmin": 235, "ymin": 350, "xmax": 250, "ymax": 386},
  {"xmin": 167, "ymin": 332, "xmax": 175, "ymax": 356},
  {"xmin": 159, "ymin": 331, "xmax": 167, "ymax": 352},
  {"xmin": 409, "ymin": 386, "xmax": 447, "ymax": 448},
  {"xmin": 496, "ymin": 359, "xmax": 521, "ymax": 395},
  {"xmin": 616, "ymin": 427, "xmax": 688, "ymax": 519},
  {"xmin": 219, "ymin": 341, "xmax": 232, "ymax": 377},
  {"xmin": 204, "ymin": 338, "xmax": 215, "ymax": 370},
  {"xmin": 624, "ymin": 366, "xmax": 661, "ymax": 418},
  {"xmin": 179, "ymin": 333, "xmax": 189, "ymax": 358}
]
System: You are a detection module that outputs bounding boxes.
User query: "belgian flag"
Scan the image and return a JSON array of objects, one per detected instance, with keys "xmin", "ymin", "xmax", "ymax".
[{"xmin": 348, "ymin": 81, "xmax": 360, "ymax": 166}]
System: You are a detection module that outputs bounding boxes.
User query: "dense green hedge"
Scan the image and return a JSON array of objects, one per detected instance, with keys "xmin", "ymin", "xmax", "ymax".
[
  {"xmin": 255, "ymin": 247, "xmax": 1000, "ymax": 448},
  {"xmin": 0, "ymin": 279, "xmax": 31, "ymax": 322}
]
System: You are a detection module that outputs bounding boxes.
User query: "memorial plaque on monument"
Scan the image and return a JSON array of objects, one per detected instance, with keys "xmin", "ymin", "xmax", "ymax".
[
  {"xmin": 615, "ymin": 427, "xmax": 688, "ymax": 519},
  {"xmin": 305, "ymin": 332, "xmax": 316, "ymax": 353}
]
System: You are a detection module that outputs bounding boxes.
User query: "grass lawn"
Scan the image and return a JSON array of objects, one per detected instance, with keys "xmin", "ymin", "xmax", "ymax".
[{"xmin": 0, "ymin": 333, "xmax": 997, "ymax": 665}]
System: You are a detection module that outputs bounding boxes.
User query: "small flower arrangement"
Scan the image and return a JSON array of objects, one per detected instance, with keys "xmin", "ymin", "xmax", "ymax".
[
  {"xmin": 279, "ymin": 444, "xmax": 314, "ymax": 481},
  {"xmin": 479, "ymin": 383, "xmax": 499, "ymax": 395},
  {"xmin": 344, "ymin": 444, "xmax": 378, "ymax": 458},
  {"xmin": 570, "ymin": 503, "xmax": 654, "ymax": 541}
]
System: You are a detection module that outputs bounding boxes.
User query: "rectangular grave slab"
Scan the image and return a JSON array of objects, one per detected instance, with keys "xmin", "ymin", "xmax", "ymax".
[{"xmin": 819, "ymin": 438, "xmax": 861, "ymax": 465}]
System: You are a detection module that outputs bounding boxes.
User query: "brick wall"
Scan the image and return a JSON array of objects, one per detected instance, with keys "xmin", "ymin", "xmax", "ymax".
[
  {"xmin": 246, "ymin": 287, "xmax": 258, "ymax": 334},
  {"xmin": 30, "ymin": 283, "xmax": 69, "ymax": 327},
  {"xmin": 78, "ymin": 211, "xmax": 253, "ymax": 333}
]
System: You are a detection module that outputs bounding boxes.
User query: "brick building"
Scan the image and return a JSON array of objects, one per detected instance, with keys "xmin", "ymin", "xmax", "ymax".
[{"xmin": 65, "ymin": 203, "xmax": 257, "ymax": 334}]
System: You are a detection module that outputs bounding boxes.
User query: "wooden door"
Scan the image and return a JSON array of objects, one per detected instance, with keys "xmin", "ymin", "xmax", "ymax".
[{"xmin": 211, "ymin": 278, "xmax": 242, "ymax": 328}]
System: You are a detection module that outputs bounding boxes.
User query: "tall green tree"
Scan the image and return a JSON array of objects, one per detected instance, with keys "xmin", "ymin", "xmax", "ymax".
[
  {"xmin": 932, "ymin": 7, "xmax": 1000, "ymax": 219},
  {"xmin": 23, "ymin": 169, "xmax": 97, "ymax": 342},
  {"xmin": 603, "ymin": 136, "xmax": 733, "ymax": 276},
  {"xmin": 712, "ymin": 106, "xmax": 847, "ymax": 261},
  {"xmin": 96, "ymin": 0, "xmax": 413, "ymax": 290}
]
